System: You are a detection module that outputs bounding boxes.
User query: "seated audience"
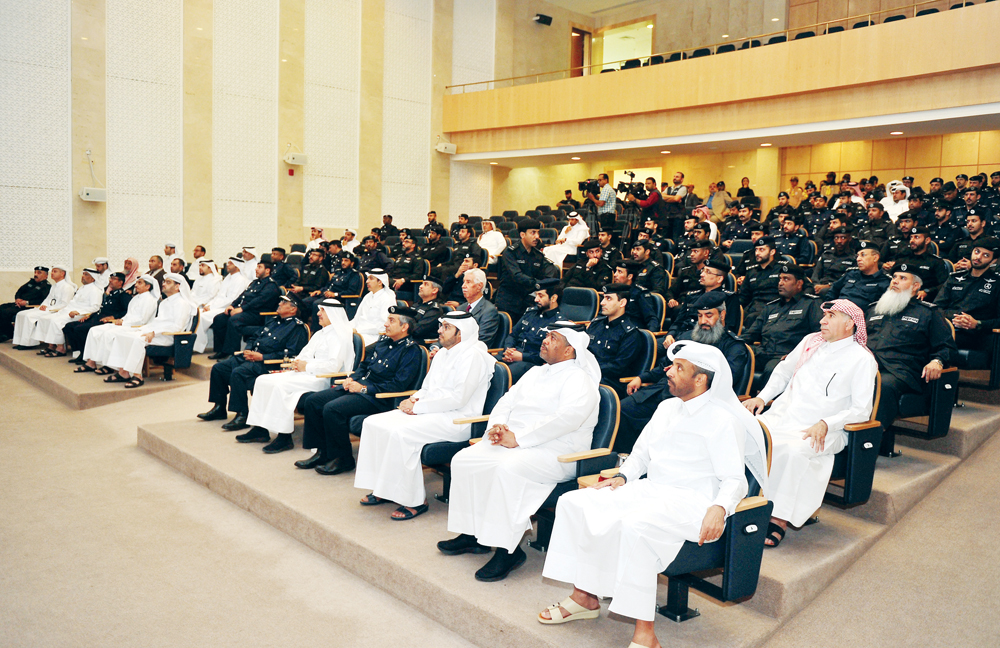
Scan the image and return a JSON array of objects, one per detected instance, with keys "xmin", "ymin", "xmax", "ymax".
[
  {"xmin": 194, "ymin": 258, "xmax": 250, "ymax": 354},
  {"xmin": 208, "ymin": 261, "xmax": 281, "ymax": 360},
  {"xmin": 77, "ymin": 275, "xmax": 159, "ymax": 373},
  {"xmin": 613, "ymin": 261, "xmax": 660, "ymax": 332},
  {"xmin": 268, "ymin": 247, "xmax": 299, "ymax": 288},
  {"xmin": 893, "ymin": 226, "xmax": 949, "ymax": 301},
  {"xmin": 562, "ymin": 238, "xmax": 612, "ymax": 290},
  {"xmin": 934, "ymin": 237, "xmax": 1000, "ymax": 359},
  {"xmin": 501, "ymin": 278, "xmax": 563, "ymax": 383},
  {"xmin": 190, "ymin": 259, "xmax": 221, "ymax": 308},
  {"xmin": 496, "ymin": 218, "xmax": 557, "ymax": 321},
  {"xmin": 0, "ymin": 266, "xmax": 51, "ymax": 343},
  {"xmin": 543, "ymin": 212, "xmax": 590, "ymax": 268},
  {"xmin": 826, "ymin": 241, "xmax": 891, "ymax": 309},
  {"xmin": 478, "ymin": 220, "xmax": 507, "ymax": 266},
  {"xmin": 665, "ymin": 257, "xmax": 740, "ymax": 338},
  {"xmin": 306, "ymin": 226, "xmax": 326, "ymax": 252},
  {"xmin": 775, "ymin": 214, "xmax": 811, "ymax": 265},
  {"xmin": 451, "ymin": 268, "xmax": 498, "ymax": 346},
  {"xmin": 811, "ymin": 227, "xmax": 856, "ymax": 294},
  {"xmin": 739, "ymin": 237, "xmax": 782, "ymax": 328},
  {"xmin": 12, "ymin": 265, "xmax": 76, "ymax": 349},
  {"xmin": 64, "ymin": 271, "xmax": 130, "ymax": 362},
  {"xmin": 586, "ymin": 284, "xmax": 642, "ymax": 397},
  {"xmin": 630, "ymin": 241, "xmax": 668, "ymax": 295}
]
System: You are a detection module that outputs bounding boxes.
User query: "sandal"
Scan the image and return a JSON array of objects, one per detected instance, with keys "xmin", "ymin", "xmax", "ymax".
[
  {"xmin": 359, "ymin": 493, "xmax": 387, "ymax": 506},
  {"xmin": 104, "ymin": 373, "xmax": 128, "ymax": 383},
  {"xmin": 74, "ymin": 365, "xmax": 96, "ymax": 373},
  {"xmin": 765, "ymin": 521, "xmax": 786, "ymax": 548},
  {"xmin": 124, "ymin": 376, "xmax": 145, "ymax": 389},
  {"xmin": 36, "ymin": 348, "xmax": 51, "ymax": 355},
  {"xmin": 390, "ymin": 504, "xmax": 428, "ymax": 520},
  {"xmin": 538, "ymin": 596, "xmax": 601, "ymax": 625},
  {"xmin": 94, "ymin": 367, "xmax": 115, "ymax": 375},
  {"xmin": 44, "ymin": 350, "xmax": 67, "ymax": 358}
]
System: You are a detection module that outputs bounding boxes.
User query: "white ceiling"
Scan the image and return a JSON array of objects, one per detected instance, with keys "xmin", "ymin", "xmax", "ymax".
[
  {"xmin": 451, "ymin": 104, "xmax": 1000, "ymax": 169},
  {"xmin": 543, "ymin": 0, "xmax": 653, "ymax": 17}
]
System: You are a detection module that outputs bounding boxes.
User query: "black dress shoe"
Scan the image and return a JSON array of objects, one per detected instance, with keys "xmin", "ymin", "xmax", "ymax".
[
  {"xmin": 437, "ymin": 534, "xmax": 491, "ymax": 556},
  {"xmin": 235, "ymin": 426, "xmax": 270, "ymax": 443},
  {"xmin": 294, "ymin": 451, "xmax": 326, "ymax": 469},
  {"xmin": 221, "ymin": 413, "xmax": 249, "ymax": 431},
  {"xmin": 207, "ymin": 351, "xmax": 226, "ymax": 360},
  {"xmin": 197, "ymin": 404, "xmax": 228, "ymax": 421},
  {"xmin": 475, "ymin": 547, "xmax": 526, "ymax": 582},
  {"xmin": 315, "ymin": 457, "xmax": 356, "ymax": 475},
  {"xmin": 263, "ymin": 433, "xmax": 294, "ymax": 454}
]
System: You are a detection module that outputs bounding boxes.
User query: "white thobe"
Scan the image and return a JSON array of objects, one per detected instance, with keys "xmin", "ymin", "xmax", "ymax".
[
  {"xmin": 185, "ymin": 261, "xmax": 202, "ymax": 283},
  {"xmin": 355, "ymin": 343, "xmax": 494, "ymax": 507},
  {"xmin": 343, "ymin": 240, "xmax": 359, "ymax": 254},
  {"xmin": 756, "ymin": 335, "xmax": 877, "ymax": 526},
  {"xmin": 306, "ymin": 239, "xmax": 325, "ymax": 252},
  {"xmin": 543, "ymin": 223, "xmax": 590, "ymax": 267},
  {"xmin": 240, "ymin": 257, "xmax": 259, "ymax": 280},
  {"xmin": 193, "ymin": 273, "xmax": 249, "ymax": 352},
  {"xmin": 350, "ymin": 289, "xmax": 396, "ymax": 346},
  {"xmin": 191, "ymin": 273, "xmax": 221, "ymax": 307},
  {"xmin": 97, "ymin": 269, "xmax": 111, "ymax": 289},
  {"xmin": 12, "ymin": 280, "xmax": 77, "ymax": 346},
  {"xmin": 881, "ymin": 197, "xmax": 908, "ymax": 222},
  {"xmin": 245, "ymin": 325, "xmax": 352, "ymax": 434},
  {"xmin": 82, "ymin": 291, "xmax": 158, "ymax": 366},
  {"xmin": 447, "ymin": 360, "xmax": 599, "ymax": 552},
  {"xmin": 478, "ymin": 231, "xmax": 507, "ymax": 263},
  {"xmin": 542, "ymin": 391, "xmax": 748, "ymax": 621},
  {"xmin": 33, "ymin": 282, "xmax": 103, "ymax": 345},
  {"xmin": 104, "ymin": 293, "xmax": 192, "ymax": 375}
]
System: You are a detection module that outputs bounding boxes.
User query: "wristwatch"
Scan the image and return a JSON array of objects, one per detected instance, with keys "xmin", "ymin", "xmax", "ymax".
[
  {"xmin": 617, "ymin": 473, "xmax": 627, "ymax": 484},
  {"xmin": 360, "ymin": 386, "xmax": 368, "ymax": 394}
]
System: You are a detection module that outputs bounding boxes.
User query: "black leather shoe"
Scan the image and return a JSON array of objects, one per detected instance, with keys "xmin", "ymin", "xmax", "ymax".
[
  {"xmin": 294, "ymin": 451, "xmax": 326, "ymax": 469},
  {"xmin": 235, "ymin": 426, "xmax": 270, "ymax": 443},
  {"xmin": 207, "ymin": 351, "xmax": 226, "ymax": 360},
  {"xmin": 221, "ymin": 413, "xmax": 249, "ymax": 431},
  {"xmin": 315, "ymin": 457, "xmax": 356, "ymax": 475},
  {"xmin": 437, "ymin": 534, "xmax": 491, "ymax": 556},
  {"xmin": 475, "ymin": 547, "xmax": 526, "ymax": 582},
  {"xmin": 197, "ymin": 404, "xmax": 228, "ymax": 421},
  {"xmin": 263, "ymin": 434, "xmax": 294, "ymax": 454}
]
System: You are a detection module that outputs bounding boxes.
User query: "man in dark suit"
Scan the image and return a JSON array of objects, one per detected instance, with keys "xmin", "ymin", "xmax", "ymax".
[{"xmin": 449, "ymin": 267, "xmax": 499, "ymax": 347}]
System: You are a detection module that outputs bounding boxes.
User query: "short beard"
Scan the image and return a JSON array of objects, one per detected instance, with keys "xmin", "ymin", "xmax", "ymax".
[
  {"xmin": 873, "ymin": 288, "xmax": 913, "ymax": 316},
  {"xmin": 691, "ymin": 320, "xmax": 726, "ymax": 345}
]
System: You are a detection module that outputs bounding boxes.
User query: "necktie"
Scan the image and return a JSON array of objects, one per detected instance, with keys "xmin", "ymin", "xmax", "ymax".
[{"xmin": 465, "ymin": 304, "xmax": 471, "ymax": 313}]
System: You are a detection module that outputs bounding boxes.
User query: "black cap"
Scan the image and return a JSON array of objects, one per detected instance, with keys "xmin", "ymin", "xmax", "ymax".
[
  {"xmin": 692, "ymin": 291, "xmax": 728, "ymax": 311},
  {"xmin": 934, "ymin": 201, "xmax": 953, "ymax": 211},
  {"xmin": 942, "ymin": 181, "xmax": 957, "ymax": 191},
  {"xmin": 579, "ymin": 237, "xmax": 601, "ymax": 251},
  {"xmin": 778, "ymin": 191, "xmax": 789, "ymax": 198},
  {"xmin": 456, "ymin": 223, "xmax": 472, "ymax": 233},
  {"xmin": 897, "ymin": 210, "xmax": 917, "ymax": 221},
  {"xmin": 779, "ymin": 263, "xmax": 806, "ymax": 280},
  {"xmin": 633, "ymin": 239, "xmax": 654, "ymax": 250},
  {"xmin": 831, "ymin": 226, "xmax": 851, "ymax": 236},
  {"xmin": 616, "ymin": 259, "xmax": 644, "ymax": 276},
  {"xmin": 747, "ymin": 221, "xmax": 764, "ymax": 232},
  {"xmin": 858, "ymin": 240, "xmax": 879, "ymax": 250},
  {"xmin": 737, "ymin": 203, "xmax": 751, "ymax": 211},
  {"xmin": 956, "ymin": 173, "xmax": 969, "ymax": 180},
  {"xmin": 690, "ymin": 239, "xmax": 712, "ymax": 250},
  {"xmin": 991, "ymin": 171, "xmax": 1000, "ymax": 178},
  {"xmin": 34, "ymin": 266, "xmax": 49, "ymax": 272},
  {"xmin": 518, "ymin": 218, "xmax": 542, "ymax": 233},
  {"xmin": 706, "ymin": 257, "xmax": 731, "ymax": 273},
  {"xmin": 428, "ymin": 224, "xmax": 447, "ymax": 235},
  {"xmin": 340, "ymin": 251, "xmax": 356, "ymax": 263},
  {"xmin": 388, "ymin": 305, "xmax": 420, "ymax": 319},
  {"xmin": 896, "ymin": 262, "xmax": 930, "ymax": 284},
  {"xmin": 601, "ymin": 283, "xmax": 632, "ymax": 297},
  {"xmin": 755, "ymin": 236, "xmax": 776, "ymax": 249},
  {"xmin": 279, "ymin": 294, "xmax": 303, "ymax": 310},
  {"xmin": 973, "ymin": 236, "xmax": 1000, "ymax": 254},
  {"xmin": 694, "ymin": 222, "xmax": 712, "ymax": 234},
  {"xmin": 902, "ymin": 176, "xmax": 914, "ymax": 182},
  {"xmin": 533, "ymin": 277, "xmax": 561, "ymax": 292},
  {"xmin": 786, "ymin": 213, "xmax": 803, "ymax": 225},
  {"xmin": 930, "ymin": 177, "xmax": 944, "ymax": 184},
  {"xmin": 868, "ymin": 201, "xmax": 885, "ymax": 211},
  {"xmin": 911, "ymin": 226, "xmax": 931, "ymax": 236}
]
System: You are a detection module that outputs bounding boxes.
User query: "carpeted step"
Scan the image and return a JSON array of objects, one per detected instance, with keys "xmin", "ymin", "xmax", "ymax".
[
  {"xmin": 178, "ymin": 354, "xmax": 214, "ymax": 381},
  {"xmin": 894, "ymin": 401, "xmax": 1000, "ymax": 459}
]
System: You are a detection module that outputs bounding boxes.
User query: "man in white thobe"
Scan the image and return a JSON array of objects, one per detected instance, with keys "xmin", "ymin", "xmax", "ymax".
[
  {"xmin": 240, "ymin": 246, "xmax": 259, "ymax": 280},
  {"xmin": 543, "ymin": 212, "xmax": 590, "ymax": 267},
  {"xmin": 193, "ymin": 258, "xmax": 250, "ymax": 353},
  {"xmin": 102, "ymin": 273, "xmax": 194, "ymax": 388},
  {"xmin": 191, "ymin": 259, "xmax": 222, "ymax": 307},
  {"xmin": 306, "ymin": 227, "xmax": 326, "ymax": 252},
  {"xmin": 539, "ymin": 341, "xmax": 768, "ymax": 648},
  {"xmin": 438, "ymin": 321, "xmax": 602, "ymax": 582},
  {"xmin": 240, "ymin": 298, "xmax": 356, "ymax": 454},
  {"xmin": 78, "ymin": 275, "xmax": 159, "ymax": 372},
  {"xmin": 350, "ymin": 269, "xmax": 396, "ymax": 346},
  {"xmin": 478, "ymin": 221, "xmax": 507, "ymax": 266},
  {"xmin": 93, "ymin": 257, "xmax": 111, "ymax": 289},
  {"xmin": 743, "ymin": 298, "xmax": 877, "ymax": 547},
  {"xmin": 12, "ymin": 265, "xmax": 76, "ymax": 349},
  {"xmin": 32, "ymin": 268, "xmax": 104, "ymax": 355},
  {"xmin": 355, "ymin": 311, "xmax": 495, "ymax": 520},
  {"xmin": 164, "ymin": 242, "xmax": 179, "ymax": 268}
]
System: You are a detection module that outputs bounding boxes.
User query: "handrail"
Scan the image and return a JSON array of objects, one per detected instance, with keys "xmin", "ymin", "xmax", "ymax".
[{"xmin": 447, "ymin": 0, "xmax": 959, "ymax": 93}]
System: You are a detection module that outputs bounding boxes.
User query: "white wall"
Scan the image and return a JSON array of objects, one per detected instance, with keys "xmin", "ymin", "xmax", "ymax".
[
  {"xmin": 0, "ymin": 0, "xmax": 73, "ymax": 272},
  {"xmin": 212, "ymin": 0, "xmax": 279, "ymax": 259},
  {"xmin": 105, "ymin": 0, "xmax": 184, "ymax": 266}
]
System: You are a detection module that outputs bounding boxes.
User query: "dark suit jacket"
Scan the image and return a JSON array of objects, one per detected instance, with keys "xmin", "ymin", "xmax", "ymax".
[{"xmin": 460, "ymin": 297, "xmax": 500, "ymax": 347}]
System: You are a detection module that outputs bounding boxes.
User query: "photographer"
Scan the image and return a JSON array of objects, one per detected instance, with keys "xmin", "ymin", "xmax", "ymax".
[
  {"xmin": 585, "ymin": 174, "xmax": 617, "ymax": 231},
  {"xmin": 625, "ymin": 177, "xmax": 665, "ymax": 225},
  {"xmin": 661, "ymin": 171, "xmax": 689, "ymax": 240}
]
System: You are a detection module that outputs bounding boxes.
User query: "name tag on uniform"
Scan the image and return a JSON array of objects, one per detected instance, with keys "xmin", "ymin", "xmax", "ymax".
[
  {"xmin": 789, "ymin": 309, "xmax": 803, "ymax": 315},
  {"xmin": 902, "ymin": 316, "xmax": 920, "ymax": 324},
  {"xmin": 870, "ymin": 315, "xmax": 884, "ymax": 321},
  {"xmin": 768, "ymin": 313, "xmax": 779, "ymax": 320}
]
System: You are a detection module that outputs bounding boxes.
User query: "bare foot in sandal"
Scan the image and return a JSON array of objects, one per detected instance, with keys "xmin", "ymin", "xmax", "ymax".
[{"xmin": 538, "ymin": 587, "xmax": 600, "ymax": 622}]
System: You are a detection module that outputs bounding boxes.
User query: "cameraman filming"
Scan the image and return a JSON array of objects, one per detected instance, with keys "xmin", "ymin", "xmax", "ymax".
[
  {"xmin": 625, "ymin": 177, "xmax": 665, "ymax": 225},
  {"xmin": 586, "ymin": 173, "xmax": 617, "ymax": 230}
]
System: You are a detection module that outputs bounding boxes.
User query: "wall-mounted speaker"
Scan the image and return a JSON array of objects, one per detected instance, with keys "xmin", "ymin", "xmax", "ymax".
[{"xmin": 533, "ymin": 14, "xmax": 552, "ymax": 26}]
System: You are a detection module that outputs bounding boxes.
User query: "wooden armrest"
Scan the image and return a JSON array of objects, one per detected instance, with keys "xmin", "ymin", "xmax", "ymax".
[
  {"xmin": 334, "ymin": 379, "xmax": 348, "ymax": 385},
  {"xmin": 316, "ymin": 372, "xmax": 349, "ymax": 378},
  {"xmin": 425, "ymin": 339, "xmax": 439, "ymax": 345},
  {"xmin": 487, "ymin": 348, "xmax": 504, "ymax": 354},
  {"xmin": 260, "ymin": 311, "xmax": 277, "ymax": 316},
  {"xmin": 469, "ymin": 437, "xmax": 483, "ymax": 445},
  {"xmin": 376, "ymin": 390, "xmax": 416, "ymax": 399},
  {"xmin": 600, "ymin": 467, "xmax": 620, "ymax": 478},
  {"xmin": 651, "ymin": 331, "xmax": 672, "ymax": 337},
  {"xmin": 735, "ymin": 495, "xmax": 768, "ymax": 513},
  {"xmin": 940, "ymin": 366, "xmax": 958, "ymax": 374},
  {"xmin": 572, "ymin": 320, "xmax": 590, "ymax": 326},
  {"xmin": 577, "ymin": 474, "xmax": 601, "ymax": 488},
  {"xmin": 739, "ymin": 395, "xmax": 751, "ymax": 401},
  {"xmin": 619, "ymin": 376, "xmax": 638, "ymax": 383},
  {"xmin": 844, "ymin": 420, "xmax": 882, "ymax": 432},
  {"xmin": 340, "ymin": 293, "xmax": 362, "ymax": 299},
  {"xmin": 160, "ymin": 331, "xmax": 193, "ymax": 336},
  {"xmin": 453, "ymin": 415, "xmax": 490, "ymax": 424},
  {"xmin": 992, "ymin": 329, "xmax": 1000, "ymax": 334},
  {"xmin": 263, "ymin": 359, "xmax": 284, "ymax": 364},
  {"xmin": 557, "ymin": 447, "xmax": 612, "ymax": 463}
]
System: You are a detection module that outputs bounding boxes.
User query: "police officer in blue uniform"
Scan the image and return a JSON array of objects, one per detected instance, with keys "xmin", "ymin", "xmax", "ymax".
[
  {"xmin": 501, "ymin": 278, "xmax": 563, "ymax": 383},
  {"xmin": 563, "ymin": 238, "xmax": 613, "ymax": 290},
  {"xmin": 496, "ymin": 218, "xmax": 558, "ymax": 320},
  {"xmin": 357, "ymin": 235, "xmax": 394, "ymax": 274},
  {"xmin": 198, "ymin": 294, "xmax": 309, "ymax": 430},
  {"xmin": 586, "ymin": 284, "xmax": 643, "ymax": 397},
  {"xmin": 613, "ymin": 260, "xmax": 661, "ymax": 331},
  {"xmin": 268, "ymin": 247, "xmax": 299, "ymax": 288},
  {"xmin": 827, "ymin": 240, "xmax": 891, "ymax": 309},
  {"xmin": 721, "ymin": 203, "xmax": 757, "ymax": 248},
  {"xmin": 927, "ymin": 201, "xmax": 964, "ymax": 259},
  {"xmin": 209, "ymin": 260, "xmax": 282, "ymax": 359},
  {"xmin": 65, "ymin": 271, "xmax": 131, "ymax": 362},
  {"xmin": 631, "ymin": 240, "xmax": 669, "ymax": 295},
  {"xmin": 934, "ymin": 236, "xmax": 1000, "ymax": 358},
  {"xmin": 739, "ymin": 236, "xmax": 783, "ymax": 328},
  {"xmin": 812, "ymin": 226, "xmax": 858, "ymax": 294},
  {"xmin": 614, "ymin": 292, "xmax": 749, "ymax": 453},
  {"xmin": 894, "ymin": 226, "xmax": 950, "ymax": 301},
  {"xmin": 775, "ymin": 213, "xmax": 812, "ymax": 265},
  {"xmin": 0, "ymin": 265, "xmax": 53, "ymax": 342},
  {"xmin": 296, "ymin": 305, "xmax": 424, "ymax": 475},
  {"xmin": 742, "ymin": 264, "xmax": 822, "ymax": 385},
  {"xmin": 666, "ymin": 257, "xmax": 740, "ymax": 337},
  {"xmin": 410, "ymin": 278, "xmax": 447, "ymax": 340}
]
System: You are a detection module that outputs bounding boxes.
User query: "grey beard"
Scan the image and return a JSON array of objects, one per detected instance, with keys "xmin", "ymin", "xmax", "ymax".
[
  {"xmin": 873, "ymin": 288, "xmax": 913, "ymax": 316},
  {"xmin": 691, "ymin": 321, "xmax": 726, "ymax": 345}
]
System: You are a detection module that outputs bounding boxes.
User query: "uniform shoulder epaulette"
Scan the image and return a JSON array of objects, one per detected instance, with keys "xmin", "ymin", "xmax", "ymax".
[
  {"xmin": 726, "ymin": 330, "xmax": 744, "ymax": 342},
  {"xmin": 802, "ymin": 293, "xmax": 820, "ymax": 300},
  {"xmin": 918, "ymin": 300, "xmax": 937, "ymax": 308},
  {"xmin": 621, "ymin": 320, "xmax": 638, "ymax": 333},
  {"xmin": 765, "ymin": 297, "xmax": 781, "ymax": 305},
  {"xmin": 290, "ymin": 317, "xmax": 304, "ymax": 325}
]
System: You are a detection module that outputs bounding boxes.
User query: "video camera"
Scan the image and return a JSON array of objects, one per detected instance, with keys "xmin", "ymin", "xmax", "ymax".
[
  {"xmin": 616, "ymin": 171, "xmax": 647, "ymax": 201},
  {"xmin": 578, "ymin": 179, "xmax": 600, "ymax": 196}
]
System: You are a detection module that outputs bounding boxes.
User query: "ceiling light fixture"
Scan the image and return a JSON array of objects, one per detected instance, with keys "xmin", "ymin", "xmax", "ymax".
[
  {"xmin": 571, "ymin": 157, "xmax": 581, "ymax": 160},
  {"xmin": 647, "ymin": 24, "xmax": 653, "ymax": 29},
  {"xmin": 890, "ymin": 131, "xmax": 904, "ymax": 135},
  {"xmin": 81, "ymin": 36, "xmax": 88, "ymax": 40},
  {"xmin": 660, "ymin": 150, "xmax": 670, "ymax": 154},
  {"xmin": 722, "ymin": 34, "xmax": 729, "ymax": 38},
  {"xmin": 760, "ymin": 143, "xmax": 772, "ymax": 147},
  {"xmin": 489, "ymin": 162, "xmax": 498, "ymax": 165},
  {"xmin": 772, "ymin": 18, "xmax": 780, "ymax": 22}
]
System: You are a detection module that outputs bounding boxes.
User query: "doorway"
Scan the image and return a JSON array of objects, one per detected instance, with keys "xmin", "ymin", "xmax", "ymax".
[{"xmin": 571, "ymin": 26, "xmax": 591, "ymax": 77}]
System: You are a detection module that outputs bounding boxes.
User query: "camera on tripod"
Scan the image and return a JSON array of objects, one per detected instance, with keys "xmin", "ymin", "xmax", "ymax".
[
  {"xmin": 616, "ymin": 171, "xmax": 647, "ymax": 201},
  {"xmin": 578, "ymin": 179, "xmax": 600, "ymax": 196}
]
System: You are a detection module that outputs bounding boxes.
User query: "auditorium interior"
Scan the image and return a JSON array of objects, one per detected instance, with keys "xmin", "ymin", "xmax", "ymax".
[{"xmin": 3, "ymin": 0, "xmax": 1000, "ymax": 646}]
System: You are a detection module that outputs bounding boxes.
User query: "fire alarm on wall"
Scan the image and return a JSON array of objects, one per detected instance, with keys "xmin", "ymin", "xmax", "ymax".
[{"xmin": 289, "ymin": 169, "xmax": 294, "ymax": 176}]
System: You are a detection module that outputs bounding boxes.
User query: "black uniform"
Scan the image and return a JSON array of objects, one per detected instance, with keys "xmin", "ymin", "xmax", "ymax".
[
  {"xmin": 636, "ymin": 259, "xmax": 668, "ymax": 295},
  {"xmin": 667, "ymin": 264, "xmax": 703, "ymax": 304},
  {"xmin": 742, "ymin": 292, "xmax": 822, "ymax": 384},
  {"xmin": 857, "ymin": 218, "xmax": 897, "ymax": 248},
  {"xmin": 599, "ymin": 244, "xmax": 623, "ymax": 266},
  {"xmin": 379, "ymin": 223, "xmax": 400, "ymax": 239},
  {"xmin": 934, "ymin": 268, "xmax": 1000, "ymax": 354},
  {"xmin": 880, "ymin": 234, "xmax": 911, "ymax": 267},
  {"xmin": 503, "ymin": 305, "xmax": 563, "ymax": 383},
  {"xmin": 811, "ymin": 248, "xmax": 857, "ymax": 289},
  {"xmin": 300, "ymin": 335, "xmax": 423, "ymax": 466},
  {"xmin": 357, "ymin": 247, "xmax": 393, "ymax": 274},
  {"xmin": 562, "ymin": 258, "xmax": 613, "ymax": 290},
  {"xmin": 0, "ymin": 277, "xmax": 52, "ymax": 340},
  {"xmin": 927, "ymin": 218, "xmax": 963, "ymax": 259},
  {"xmin": 587, "ymin": 315, "xmax": 643, "ymax": 397},
  {"xmin": 893, "ymin": 251, "xmax": 950, "ymax": 300},
  {"xmin": 411, "ymin": 298, "xmax": 446, "ymax": 340},
  {"xmin": 614, "ymin": 328, "xmax": 748, "ymax": 453},
  {"xmin": 208, "ymin": 316, "xmax": 309, "ymax": 414},
  {"xmin": 63, "ymin": 288, "xmax": 131, "ymax": 354},
  {"xmin": 721, "ymin": 219, "xmax": 756, "ymax": 244},
  {"xmin": 211, "ymin": 276, "xmax": 282, "ymax": 355},
  {"xmin": 294, "ymin": 262, "xmax": 330, "ymax": 294},
  {"xmin": 625, "ymin": 284, "xmax": 661, "ymax": 332},
  {"xmin": 803, "ymin": 209, "xmax": 833, "ymax": 238},
  {"xmin": 775, "ymin": 230, "xmax": 812, "ymax": 265},
  {"xmin": 950, "ymin": 234, "xmax": 987, "ymax": 264},
  {"xmin": 739, "ymin": 260, "xmax": 783, "ymax": 328},
  {"xmin": 867, "ymin": 299, "xmax": 955, "ymax": 448},
  {"xmin": 421, "ymin": 239, "xmax": 450, "ymax": 267},
  {"xmin": 496, "ymin": 242, "xmax": 558, "ymax": 320},
  {"xmin": 390, "ymin": 249, "xmax": 425, "ymax": 293},
  {"xmin": 270, "ymin": 261, "xmax": 298, "ymax": 288},
  {"xmin": 667, "ymin": 289, "xmax": 741, "ymax": 337},
  {"xmin": 441, "ymin": 239, "xmax": 483, "ymax": 276},
  {"xmin": 827, "ymin": 269, "xmax": 891, "ymax": 309}
]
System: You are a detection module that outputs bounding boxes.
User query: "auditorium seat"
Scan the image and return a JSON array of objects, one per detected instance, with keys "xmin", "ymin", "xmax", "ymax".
[
  {"xmin": 497, "ymin": 221, "xmax": 516, "ymax": 233},
  {"xmin": 666, "ymin": 52, "xmax": 682, "ymax": 62},
  {"xmin": 882, "ymin": 368, "xmax": 959, "ymax": 457},
  {"xmin": 561, "ymin": 287, "xmax": 600, "ymax": 323},
  {"xmin": 739, "ymin": 40, "xmax": 761, "ymax": 49},
  {"xmin": 883, "ymin": 14, "xmax": 906, "ymax": 22},
  {"xmin": 145, "ymin": 310, "xmax": 200, "ymax": 380},
  {"xmin": 767, "ymin": 35, "xmax": 787, "ymax": 45},
  {"xmin": 600, "ymin": 68, "xmax": 616, "ymax": 73},
  {"xmin": 824, "ymin": 25, "xmax": 845, "ymax": 33},
  {"xmin": 534, "ymin": 205, "xmax": 551, "ymax": 213},
  {"xmin": 489, "ymin": 215, "xmax": 505, "ymax": 224},
  {"xmin": 793, "ymin": 31, "xmax": 815, "ymax": 39},
  {"xmin": 690, "ymin": 48, "xmax": 711, "ymax": 58},
  {"xmin": 716, "ymin": 44, "xmax": 736, "ymax": 54},
  {"xmin": 622, "ymin": 58, "xmax": 641, "ymax": 70},
  {"xmin": 347, "ymin": 345, "xmax": 429, "ymax": 437},
  {"xmin": 537, "ymin": 213, "xmax": 555, "ymax": 225},
  {"xmin": 502, "ymin": 210, "xmax": 518, "ymax": 219},
  {"xmin": 825, "ymin": 373, "xmax": 883, "ymax": 507},
  {"xmin": 539, "ymin": 228, "xmax": 558, "ymax": 246},
  {"xmin": 956, "ymin": 329, "xmax": 1000, "ymax": 390},
  {"xmin": 290, "ymin": 243, "xmax": 306, "ymax": 253},
  {"xmin": 647, "ymin": 54, "xmax": 664, "ymax": 65},
  {"xmin": 916, "ymin": 8, "xmax": 940, "ymax": 15},
  {"xmin": 853, "ymin": 20, "xmax": 874, "ymax": 28}
]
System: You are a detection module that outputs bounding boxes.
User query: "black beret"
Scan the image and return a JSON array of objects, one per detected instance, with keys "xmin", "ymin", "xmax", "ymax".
[
  {"xmin": 362, "ymin": 235, "xmax": 377, "ymax": 243},
  {"xmin": 692, "ymin": 291, "xmax": 728, "ymax": 311},
  {"xmin": 831, "ymin": 226, "xmax": 851, "ymax": 236},
  {"xmin": 787, "ymin": 213, "xmax": 803, "ymax": 225},
  {"xmin": 755, "ymin": 236, "xmax": 776, "ymax": 249},
  {"xmin": 931, "ymin": 177, "xmax": 944, "ymax": 184},
  {"xmin": 934, "ymin": 201, "xmax": 953, "ymax": 211},
  {"xmin": 956, "ymin": 173, "xmax": 969, "ymax": 180},
  {"xmin": 902, "ymin": 176, "xmax": 914, "ymax": 182},
  {"xmin": 747, "ymin": 222, "xmax": 764, "ymax": 232},
  {"xmin": 896, "ymin": 210, "xmax": 918, "ymax": 221},
  {"xmin": 991, "ymin": 171, "xmax": 1000, "ymax": 178},
  {"xmin": 694, "ymin": 222, "xmax": 712, "ymax": 234},
  {"xmin": 616, "ymin": 259, "xmax": 644, "ymax": 275},
  {"xmin": 633, "ymin": 239, "xmax": 654, "ymax": 250},
  {"xmin": 910, "ymin": 226, "xmax": 931, "ymax": 235},
  {"xmin": 110, "ymin": 271, "xmax": 126, "ymax": 280},
  {"xmin": 690, "ymin": 239, "xmax": 712, "ymax": 250},
  {"xmin": 779, "ymin": 263, "xmax": 806, "ymax": 280},
  {"xmin": 973, "ymin": 236, "xmax": 1000, "ymax": 254},
  {"xmin": 601, "ymin": 283, "xmax": 632, "ymax": 297},
  {"xmin": 579, "ymin": 237, "xmax": 601, "ymax": 251},
  {"xmin": 942, "ymin": 181, "xmax": 957, "ymax": 191},
  {"xmin": 533, "ymin": 277, "xmax": 561, "ymax": 292},
  {"xmin": 34, "ymin": 266, "xmax": 49, "ymax": 272},
  {"xmin": 868, "ymin": 201, "xmax": 885, "ymax": 211},
  {"xmin": 858, "ymin": 240, "xmax": 879, "ymax": 251},
  {"xmin": 279, "ymin": 294, "xmax": 303, "ymax": 309},
  {"xmin": 896, "ymin": 262, "xmax": 931, "ymax": 284},
  {"xmin": 706, "ymin": 257, "xmax": 731, "ymax": 273},
  {"xmin": 518, "ymin": 218, "xmax": 542, "ymax": 233},
  {"xmin": 737, "ymin": 203, "xmax": 752, "ymax": 210},
  {"xmin": 388, "ymin": 305, "xmax": 420, "ymax": 319},
  {"xmin": 456, "ymin": 223, "xmax": 472, "ymax": 233},
  {"xmin": 778, "ymin": 191, "xmax": 789, "ymax": 198}
]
